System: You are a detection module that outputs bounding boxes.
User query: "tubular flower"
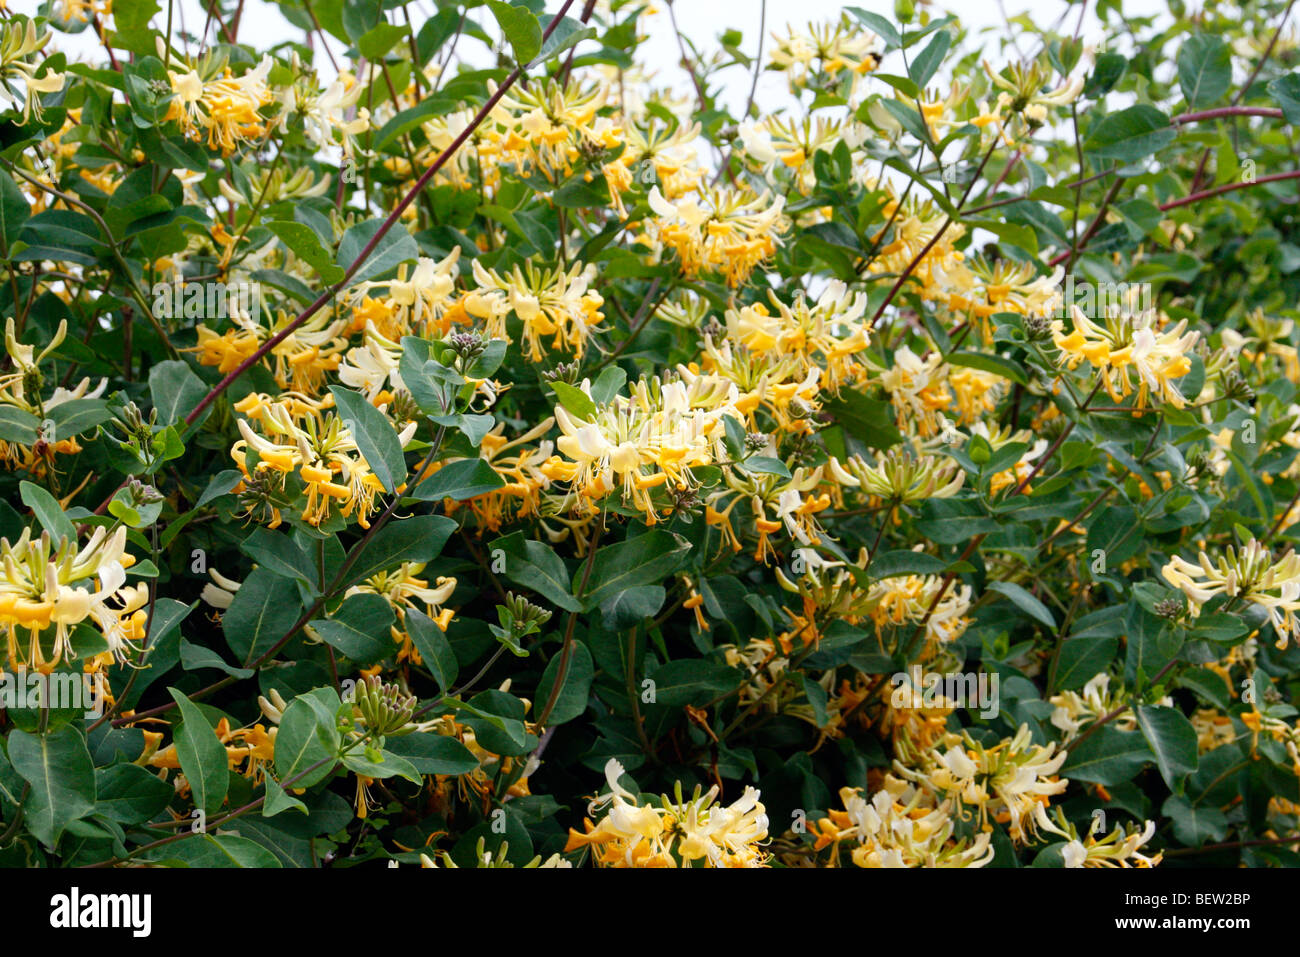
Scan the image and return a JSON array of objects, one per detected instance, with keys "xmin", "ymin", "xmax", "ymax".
[
  {"xmin": 865, "ymin": 572, "xmax": 973, "ymax": 646},
  {"xmin": 805, "ymin": 777, "xmax": 995, "ymax": 868},
  {"xmin": 1048, "ymin": 672, "xmax": 1166, "ymax": 740},
  {"xmin": 0, "ymin": 526, "xmax": 140, "ymax": 671},
  {"xmin": 767, "ymin": 16, "xmax": 882, "ymax": 94},
  {"xmin": 467, "ymin": 259, "xmax": 604, "ymax": 361},
  {"xmin": 1162, "ymin": 539, "xmax": 1300, "ymax": 648},
  {"xmin": 542, "ymin": 375, "xmax": 734, "ymax": 523},
  {"xmin": 277, "ymin": 67, "xmax": 370, "ymax": 158},
  {"xmin": 643, "ymin": 186, "xmax": 787, "ymax": 287},
  {"xmin": 349, "ymin": 249, "xmax": 462, "ymax": 337},
  {"xmin": 839, "ymin": 448, "xmax": 965, "ymax": 505},
  {"xmin": 191, "ymin": 307, "xmax": 348, "ymax": 394},
  {"xmin": 899, "ymin": 725, "xmax": 1070, "ymax": 845},
  {"xmin": 164, "ymin": 54, "xmax": 276, "ymax": 155},
  {"xmin": 725, "ymin": 281, "xmax": 873, "ymax": 392},
  {"xmin": 936, "ymin": 257, "xmax": 1064, "ymax": 338},
  {"xmin": 564, "ymin": 759, "xmax": 770, "ymax": 867},
  {"xmin": 1051, "ymin": 299, "xmax": 1200, "ymax": 409},
  {"xmin": 1062, "ymin": 820, "xmax": 1162, "ymax": 868},
  {"xmin": 231, "ymin": 393, "xmax": 417, "ymax": 529},
  {"xmin": 0, "ymin": 18, "xmax": 65, "ymax": 123}
]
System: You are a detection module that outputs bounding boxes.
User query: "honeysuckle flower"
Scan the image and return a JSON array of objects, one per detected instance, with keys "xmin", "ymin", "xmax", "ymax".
[
  {"xmin": 468, "ymin": 259, "xmax": 603, "ymax": 361},
  {"xmin": 231, "ymin": 394, "xmax": 417, "ymax": 528},
  {"xmin": 807, "ymin": 777, "xmax": 994, "ymax": 868},
  {"xmin": 1162, "ymin": 539, "xmax": 1300, "ymax": 648},
  {"xmin": 768, "ymin": 16, "xmax": 882, "ymax": 94},
  {"xmin": 165, "ymin": 55, "xmax": 276, "ymax": 155},
  {"xmin": 1048, "ymin": 672, "xmax": 1169, "ymax": 739},
  {"xmin": 0, "ymin": 526, "xmax": 140, "ymax": 670},
  {"xmin": 900, "ymin": 724, "xmax": 1070, "ymax": 845},
  {"xmin": 724, "ymin": 281, "xmax": 872, "ymax": 392},
  {"xmin": 565, "ymin": 758, "xmax": 769, "ymax": 867},
  {"xmin": 643, "ymin": 185, "xmax": 787, "ymax": 287},
  {"xmin": 542, "ymin": 375, "xmax": 732, "ymax": 522},
  {"xmin": 350, "ymin": 249, "xmax": 462, "ymax": 337},
  {"xmin": 1051, "ymin": 299, "xmax": 1200, "ymax": 409},
  {"xmin": 0, "ymin": 19, "xmax": 65, "ymax": 123},
  {"xmin": 278, "ymin": 69, "xmax": 370, "ymax": 158},
  {"xmin": 1062, "ymin": 820, "xmax": 1162, "ymax": 868}
]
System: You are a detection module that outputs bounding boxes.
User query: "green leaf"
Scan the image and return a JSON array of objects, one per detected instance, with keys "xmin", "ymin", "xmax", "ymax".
[
  {"xmin": 7, "ymin": 727, "xmax": 96, "ymax": 848},
  {"xmin": 148, "ymin": 359, "xmax": 208, "ymax": 426},
  {"xmin": 532, "ymin": 14, "xmax": 596, "ymax": 64},
  {"xmin": 824, "ymin": 391, "xmax": 902, "ymax": 449},
  {"xmin": 156, "ymin": 833, "xmax": 282, "ymax": 868},
  {"xmin": 329, "ymin": 385, "xmax": 407, "ymax": 494},
  {"xmin": 490, "ymin": 530, "xmax": 582, "ymax": 612},
  {"xmin": 1162, "ymin": 794, "xmax": 1228, "ymax": 846},
  {"xmin": 1267, "ymin": 74, "xmax": 1300, "ymax": 125},
  {"xmin": 47, "ymin": 399, "xmax": 112, "ymax": 439},
  {"xmin": 580, "ymin": 531, "xmax": 691, "ymax": 609},
  {"xmin": 94, "ymin": 763, "xmax": 173, "ymax": 825},
  {"xmin": 20, "ymin": 480, "xmax": 75, "ymax": 544},
  {"xmin": 274, "ymin": 688, "xmax": 342, "ymax": 789},
  {"xmin": 987, "ymin": 581, "xmax": 1057, "ymax": 629},
  {"xmin": 1084, "ymin": 105, "xmax": 1175, "ymax": 162},
  {"xmin": 340, "ymin": 749, "xmax": 421, "ymax": 784},
  {"xmin": 407, "ymin": 457, "xmax": 505, "ymax": 501},
  {"xmin": 535, "ymin": 641, "xmax": 594, "ymax": 724},
  {"xmin": 267, "ymin": 221, "xmax": 345, "ymax": 284},
  {"xmin": 167, "ymin": 687, "xmax": 231, "ymax": 818},
  {"xmin": 846, "ymin": 7, "xmax": 901, "ymax": 48},
  {"xmin": 1177, "ymin": 36, "xmax": 1231, "ymax": 108},
  {"xmin": 223, "ymin": 567, "xmax": 304, "ymax": 664},
  {"xmin": 384, "ymin": 732, "xmax": 479, "ymax": 775},
  {"xmin": 744, "ymin": 455, "xmax": 792, "ymax": 478},
  {"xmin": 357, "ymin": 22, "xmax": 409, "ymax": 60},
  {"xmin": 345, "ymin": 514, "xmax": 457, "ymax": 586},
  {"xmin": 0, "ymin": 406, "xmax": 39, "ymax": 445},
  {"xmin": 337, "ymin": 217, "xmax": 419, "ymax": 284},
  {"xmin": 406, "ymin": 606, "xmax": 458, "ymax": 693},
  {"xmin": 600, "ymin": 585, "xmax": 666, "ymax": 630},
  {"xmin": 550, "ymin": 380, "xmax": 597, "ymax": 421},
  {"xmin": 868, "ymin": 550, "xmax": 948, "ymax": 578},
  {"xmin": 647, "ymin": 659, "xmax": 742, "ymax": 707},
  {"xmin": 180, "ymin": 639, "xmax": 255, "ymax": 679},
  {"xmin": 908, "ymin": 28, "xmax": 951, "ymax": 87},
  {"xmin": 263, "ymin": 775, "xmax": 308, "ymax": 817},
  {"xmin": 1136, "ymin": 704, "xmax": 1199, "ymax": 788},
  {"xmin": 241, "ymin": 527, "xmax": 316, "ymax": 589},
  {"xmin": 1061, "ymin": 727, "xmax": 1153, "ymax": 785},
  {"xmin": 311, "ymin": 593, "xmax": 397, "ymax": 663},
  {"xmin": 487, "ymin": 0, "xmax": 543, "ymax": 65},
  {"xmin": 1054, "ymin": 636, "xmax": 1119, "ymax": 691},
  {"xmin": 946, "ymin": 350, "xmax": 1029, "ymax": 386},
  {"xmin": 0, "ymin": 170, "xmax": 31, "ymax": 252}
]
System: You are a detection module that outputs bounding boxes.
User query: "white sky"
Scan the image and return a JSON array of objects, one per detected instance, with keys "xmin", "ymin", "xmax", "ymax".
[{"xmin": 35, "ymin": 0, "xmax": 1168, "ymax": 103}]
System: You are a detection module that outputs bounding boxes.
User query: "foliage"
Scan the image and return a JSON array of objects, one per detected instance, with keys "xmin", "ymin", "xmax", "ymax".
[{"xmin": 0, "ymin": 0, "xmax": 1299, "ymax": 869}]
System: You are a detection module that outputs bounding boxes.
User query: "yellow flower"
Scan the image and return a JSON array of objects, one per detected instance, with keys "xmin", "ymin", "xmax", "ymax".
[
  {"xmin": 1051, "ymin": 299, "xmax": 1199, "ymax": 409},
  {"xmin": 165, "ymin": 56, "xmax": 276, "ymax": 156},
  {"xmin": 468, "ymin": 260, "xmax": 604, "ymax": 361},
  {"xmin": 644, "ymin": 185, "xmax": 787, "ymax": 287}
]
